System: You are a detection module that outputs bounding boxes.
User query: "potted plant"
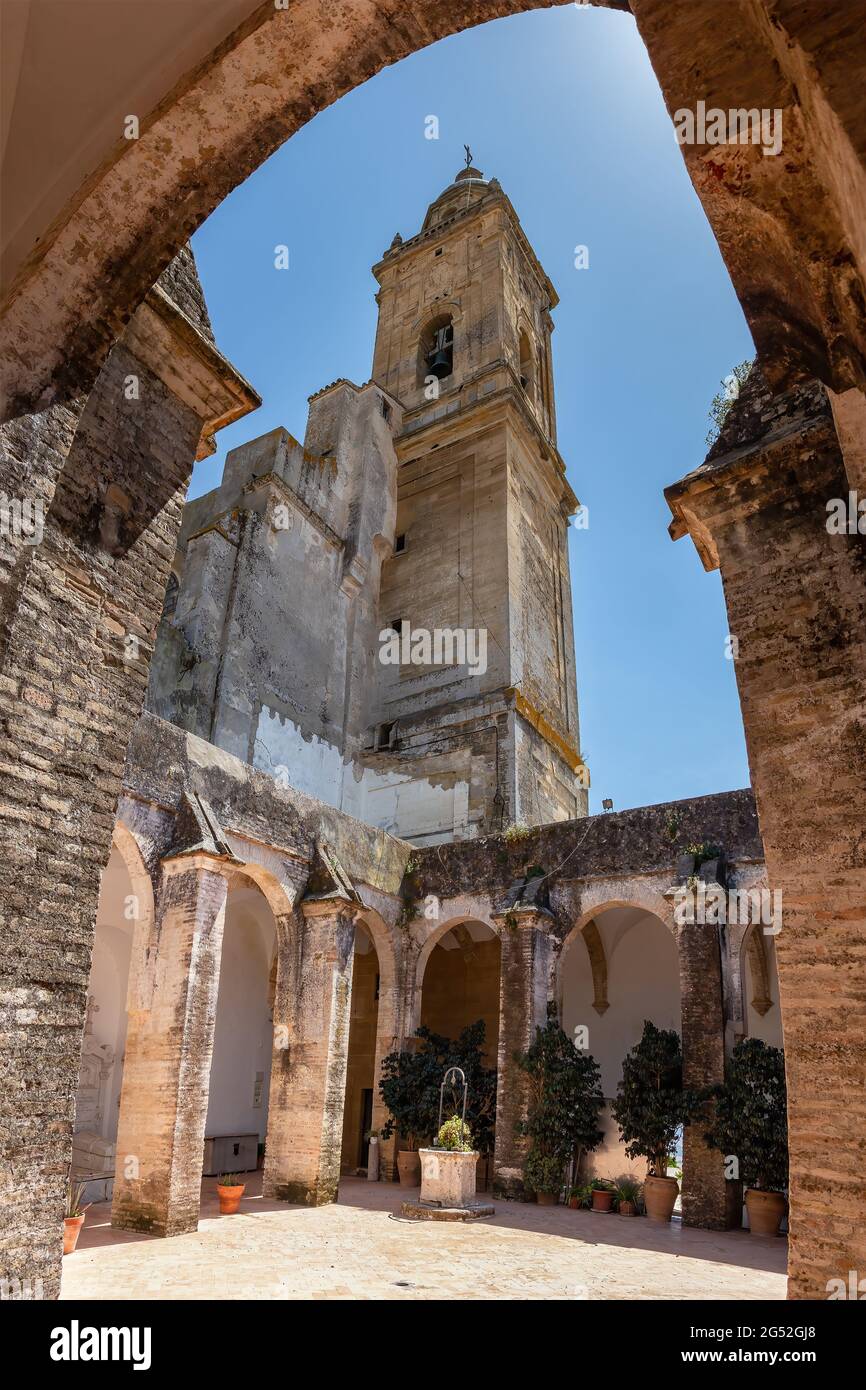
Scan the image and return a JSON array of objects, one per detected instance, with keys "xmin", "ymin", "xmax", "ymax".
[
  {"xmin": 380, "ymin": 1021, "xmax": 497, "ymax": 1188},
  {"xmin": 611, "ymin": 1021, "xmax": 701, "ymax": 1222},
  {"xmin": 568, "ymin": 1182, "xmax": 593, "ymax": 1210},
  {"xmin": 590, "ymin": 1177, "xmax": 614, "ymax": 1212},
  {"xmin": 63, "ymin": 1180, "xmax": 90, "ymax": 1255},
  {"xmin": 703, "ymin": 1038, "xmax": 788, "ymax": 1235},
  {"xmin": 613, "ymin": 1176, "xmax": 642, "ymax": 1216},
  {"xmin": 216, "ymin": 1172, "xmax": 246, "ymax": 1215},
  {"xmin": 517, "ymin": 1008, "xmax": 605, "ymax": 1206}
]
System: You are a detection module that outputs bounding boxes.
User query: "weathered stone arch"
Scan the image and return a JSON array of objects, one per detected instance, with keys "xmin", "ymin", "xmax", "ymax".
[
  {"xmin": 556, "ymin": 889, "xmax": 677, "ymax": 1007},
  {"xmin": 413, "ymin": 911, "xmax": 502, "ymax": 1020},
  {"xmin": 4, "ymin": 0, "xmax": 866, "ymax": 418},
  {"xmin": 109, "ymin": 818, "xmax": 156, "ymax": 1014}
]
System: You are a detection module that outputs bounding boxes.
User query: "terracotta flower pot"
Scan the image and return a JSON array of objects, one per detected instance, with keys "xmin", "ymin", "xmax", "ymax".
[
  {"xmin": 591, "ymin": 1188, "xmax": 614, "ymax": 1212},
  {"xmin": 217, "ymin": 1183, "xmax": 245, "ymax": 1215},
  {"xmin": 536, "ymin": 1190, "xmax": 557, "ymax": 1206},
  {"xmin": 396, "ymin": 1149, "xmax": 421, "ymax": 1187},
  {"xmin": 568, "ymin": 1196, "xmax": 579, "ymax": 1209},
  {"xmin": 618, "ymin": 1200, "xmax": 637, "ymax": 1217},
  {"xmin": 644, "ymin": 1175, "xmax": 679, "ymax": 1222},
  {"xmin": 745, "ymin": 1188, "xmax": 787, "ymax": 1236},
  {"xmin": 63, "ymin": 1214, "xmax": 85, "ymax": 1255}
]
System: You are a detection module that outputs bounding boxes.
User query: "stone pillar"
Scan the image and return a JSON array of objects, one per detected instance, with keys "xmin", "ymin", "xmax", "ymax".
[
  {"xmin": 676, "ymin": 920, "xmax": 728, "ymax": 1230},
  {"xmin": 263, "ymin": 896, "xmax": 356, "ymax": 1205},
  {"xmin": 111, "ymin": 854, "xmax": 229, "ymax": 1235},
  {"xmin": 666, "ymin": 373, "xmax": 866, "ymax": 1297},
  {"xmin": 0, "ymin": 258, "xmax": 256, "ymax": 1296},
  {"xmin": 490, "ymin": 910, "xmax": 551, "ymax": 1199}
]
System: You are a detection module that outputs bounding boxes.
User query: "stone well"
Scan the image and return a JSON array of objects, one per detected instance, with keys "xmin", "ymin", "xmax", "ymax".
[{"xmin": 400, "ymin": 1148, "xmax": 494, "ymax": 1222}]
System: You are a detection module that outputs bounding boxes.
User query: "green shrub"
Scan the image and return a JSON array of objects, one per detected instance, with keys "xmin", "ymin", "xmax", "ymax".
[
  {"xmin": 379, "ymin": 1021, "xmax": 496, "ymax": 1153},
  {"xmin": 437, "ymin": 1115, "xmax": 474, "ymax": 1151},
  {"xmin": 613, "ymin": 1176, "xmax": 643, "ymax": 1206},
  {"xmin": 517, "ymin": 1009, "xmax": 605, "ymax": 1198},
  {"xmin": 611, "ymin": 1021, "xmax": 702, "ymax": 1177},
  {"xmin": 524, "ymin": 1151, "xmax": 566, "ymax": 1197},
  {"xmin": 704, "ymin": 1038, "xmax": 788, "ymax": 1192}
]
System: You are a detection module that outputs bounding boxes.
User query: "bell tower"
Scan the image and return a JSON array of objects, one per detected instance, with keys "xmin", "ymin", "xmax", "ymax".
[{"xmin": 366, "ymin": 160, "xmax": 588, "ymax": 840}]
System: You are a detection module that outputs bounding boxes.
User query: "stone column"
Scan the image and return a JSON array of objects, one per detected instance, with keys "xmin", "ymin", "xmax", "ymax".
[
  {"xmin": 676, "ymin": 919, "xmax": 728, "ymax": 1230},
  {"xmin": 490, "ymin": 909, "xmax": 551, "ymax": 1199},
  {"xmin": 111, "ymin": 854, "xmax": 229, "ymax": 1235},
  {"xmin": 666, "ymin": 373, "xmax": 866, "ymax": 1296},
  {"xmin": 263, "ymin": 896, "xmax": 357, "ymax": 1205},
  {"xmin": 0, "ymin": 262, "xmax": 256, "ymax": 1296}
]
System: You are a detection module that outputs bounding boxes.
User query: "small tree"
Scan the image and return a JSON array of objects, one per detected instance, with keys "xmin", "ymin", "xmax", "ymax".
[
  {"xmin": 517, "ymin": 1013, "xmax": 605, "ymax": 1197},
  {"xmin": 705, "ymin": 358, "xmax": 754, "ymax": 447},
  {"xmin": 611, "ymin": 1021, "xmax": 700, "ymax": 1178},
  {"xmin": 379, "ymin": 1021, "xmax": 496, "ymax": 1153},
  {"xmin": 704, "ymin": 1038, "xmax": 788, "ymax": 1192}
]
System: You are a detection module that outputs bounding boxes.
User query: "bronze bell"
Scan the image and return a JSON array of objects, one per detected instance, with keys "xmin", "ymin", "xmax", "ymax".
[
  {"xmin": 427, "ymin": 347, "xmax": 452, "ymax": 379},
  {"xmin": 426, "ymin": 326, "xmax": 453, "ymax": 379}
]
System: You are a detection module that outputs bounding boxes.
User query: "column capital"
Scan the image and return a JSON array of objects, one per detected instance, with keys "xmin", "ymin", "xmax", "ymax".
[
  {"xmin": 491, "ymin": 905, "xmax": 554, "ymax": 933},
  {"xmin": 159, "ymin": 849, "xmax": 240, "ymax": 879},
  {"xmin": 299, "ymin": 893, "xmax": 361, "ymax": 921}
]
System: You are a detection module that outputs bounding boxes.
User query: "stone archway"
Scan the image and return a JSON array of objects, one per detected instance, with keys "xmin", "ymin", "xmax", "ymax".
[
  {"xmin": 3, "ymin": 0, "xmax": 865, "ymax": 416},
  {"xmin": 70, "ymin": 820, "xmax": 156, "ymax": 1207},
  {"xmin": 558, "ymin": 903, "xmax": 682, "ymax": 1187},
  {"xmin": 2, "ymin": 0, "xmax": 866, "ymax": 1303}
]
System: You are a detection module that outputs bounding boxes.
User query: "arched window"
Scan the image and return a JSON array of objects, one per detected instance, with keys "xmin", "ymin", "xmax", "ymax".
[
  {"xmin": 418, "ymin": 313, "xmax": 454, "ymax": 387},
  {"xmin": 518, "ymin": 329, "xmax": 535, "ymax": 400}
]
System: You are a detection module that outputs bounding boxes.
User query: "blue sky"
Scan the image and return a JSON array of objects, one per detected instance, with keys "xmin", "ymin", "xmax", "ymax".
[{"xmin": 190, "ymin": 4, "xmax": 754, "ymax": 816}]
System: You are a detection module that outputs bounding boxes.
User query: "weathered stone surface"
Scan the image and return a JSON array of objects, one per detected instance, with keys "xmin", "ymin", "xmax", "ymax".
[
  {"xmin": 418, "ymin": 1148, "xmax": 478, "ymax": 1208},
  {"xmin": 3, "ymin": 0, "xmax": 864, "ymax": 420},
  {"xmin": 111, "ymin": 855, "xmax": 230, "ymax": 1235},
  {"xmin": 667, "ymin": 369, "xmax": 866, "ymax": 1296},
  {"xmin": 0, "ymin": 250, "xmax": 256, "ymax": 1298}
]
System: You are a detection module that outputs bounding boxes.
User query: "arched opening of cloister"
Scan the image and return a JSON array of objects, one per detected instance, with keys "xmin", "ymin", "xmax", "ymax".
[
  {"xmin": 203, "ymin": 873, "xmax": 277, "ymax": 1184},
  {"xmin": 559, "ymin": 905, "xmax": 681, "ymax": 1183},
  {"xmin": 340, "ymin": 921, "xmax": 381, "ymax": 1175},
  {"xmin": 419, "ymin": 919, "xmax": 501, "ymax": 1070},
  {"xmin": 71, "ymin": 825, "xmax": 153, "ymax": 1204}
]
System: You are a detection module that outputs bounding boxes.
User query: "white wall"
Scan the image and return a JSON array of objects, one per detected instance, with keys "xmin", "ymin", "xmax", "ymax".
[
  {"xmin": 744, "ymin": 931, "xmax": 784, "ymax": 1047},
  {"xmin": 254, "ymin": 706, "xmax": 470, "ymax": 843},
  {"xmin": 79, "ymin": 845, "xmax": 135, "ymax": 1142},
  {"xmin": 205, "ymin": 887, "xmax": 276, "ymax": 1143},
  {"xmin": 560, "ymin": 907, "xmax": 681, "ymax": 1180}
]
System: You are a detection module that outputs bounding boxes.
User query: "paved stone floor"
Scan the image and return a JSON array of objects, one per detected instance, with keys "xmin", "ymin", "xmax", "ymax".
[{"xmin": 60, "ymin": 1175, "xmax": 787, "ymax": 1301}]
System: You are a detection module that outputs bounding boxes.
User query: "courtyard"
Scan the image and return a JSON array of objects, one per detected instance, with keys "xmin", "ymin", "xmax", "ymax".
[{"xmin": 60, "ymin": 1176, "xmax": 787, "ymax": 1302}]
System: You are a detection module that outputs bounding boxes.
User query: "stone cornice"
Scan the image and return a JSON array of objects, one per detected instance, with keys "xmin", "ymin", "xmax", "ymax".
[{"xmin": 123, "ymin": 284, "xmax": 260, "ymax": 459}]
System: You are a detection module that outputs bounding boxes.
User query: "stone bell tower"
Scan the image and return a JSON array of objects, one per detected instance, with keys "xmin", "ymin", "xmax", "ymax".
[{"xmin": 365, "ymin": 159, "xmax": 588, "ymax": 839}]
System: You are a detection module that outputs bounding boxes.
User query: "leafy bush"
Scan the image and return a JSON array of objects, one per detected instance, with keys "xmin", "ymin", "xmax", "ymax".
[
  {"xmin": 437, "ymin": 1115, "xmax": 474, "ymax": 1152},
  {"xmin": 611, "ymin": 1021, "xmax": 701, "ymax": 1177},
  {"xmin": 705, "ymin": 358, "xmax": 754, "ymax": 446},
  {"xmin": 525, "ymin": 1150, "xmax": 567, "ymax": 1197},
  {"xmin": 517, "ymin": 1011, "xmax": 605, "ymax": 1197},
  {"xmin": 379, "ymin": 1021, "xmax": 496, "ymax": 1153},
  {"xmin": 704, "ymin": 1038, "xmax": 788, "ymax": 1192}
]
